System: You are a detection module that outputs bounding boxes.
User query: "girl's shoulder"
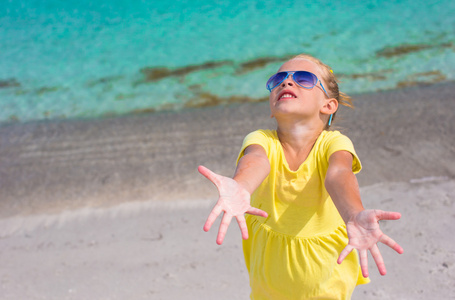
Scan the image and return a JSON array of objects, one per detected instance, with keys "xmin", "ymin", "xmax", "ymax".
[
  {"xmin": 319, "ymin": 129, "xmax": 346, "ymax": 139},
  {"xmin": 243, "ymin": 129, "xmax": 278, "ymax": 144},
  {"xmin": 248, "ymin": 129, "xmax": 277, "ymax": 138},
  {"xmin": 317, "ymin": 130, "xmax": 353, "ymax": 147},
  {"xmin": 317, "ymin": 130, "xmax": 361, "ymax": 173},
  {"xmin": 239, "ymin": 130, "xmax": 279, "ymax": 160}
]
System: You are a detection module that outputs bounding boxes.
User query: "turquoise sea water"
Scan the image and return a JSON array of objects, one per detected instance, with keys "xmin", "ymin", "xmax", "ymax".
[{"xmin": 1, "ymin": 0, "xmax": 454, "ymax": 124}]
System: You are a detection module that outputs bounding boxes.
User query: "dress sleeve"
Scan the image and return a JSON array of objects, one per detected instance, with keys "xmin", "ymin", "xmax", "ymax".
[
  {"xmin": 325, "ymin": 132, "xmax": 362, "ymax": 174},
  {"xmin": 236, "ymin": 130, "xmax": 271, "ymax": 166}
]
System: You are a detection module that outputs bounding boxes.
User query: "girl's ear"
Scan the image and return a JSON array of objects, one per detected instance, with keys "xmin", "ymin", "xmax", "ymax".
[{"xmin": 321, "ymin": 98, "xmax": 338, "ymax": 115}]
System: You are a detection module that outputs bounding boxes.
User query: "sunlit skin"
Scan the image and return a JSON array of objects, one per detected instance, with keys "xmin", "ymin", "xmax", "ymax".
[
  {"xmin": 199, "ymin": 58, "xmax": 403, "ymax": 278},
  {"xmin": 269, "ymin": 59, "xmax": 334, "ymax": 128},
  {"xmin": 269, "ymin": 59, "xmax": 338, "ymax": 171}
]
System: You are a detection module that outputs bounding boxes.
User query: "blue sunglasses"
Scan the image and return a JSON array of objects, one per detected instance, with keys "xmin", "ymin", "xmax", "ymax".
[
  {"xmin": 266, "ymin": 71, "xmax": 333, "ymax": 126},
  {"xmin": 266, "ymin": 71, "xmax": 329, "ymax": 98}
]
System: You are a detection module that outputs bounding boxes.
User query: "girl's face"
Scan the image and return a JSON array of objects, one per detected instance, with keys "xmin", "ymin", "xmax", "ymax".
[{"xmin": 269, "ymin": 59, "xmax": 330, "ymax": 124}]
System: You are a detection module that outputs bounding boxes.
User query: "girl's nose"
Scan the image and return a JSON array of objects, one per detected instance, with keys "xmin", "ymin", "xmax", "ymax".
[
  {"xmin": 281, "ymin": 80, "xmax": 294, "ymax": 88},
  {"xmin": 281, "ymin": 75, "xmax": 294, "ymax": 87}
]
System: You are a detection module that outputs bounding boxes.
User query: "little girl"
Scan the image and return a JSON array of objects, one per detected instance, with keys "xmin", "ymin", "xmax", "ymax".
[{"xmin": 198, "ymin": 54, "xmax": 403, "ymax": 299}]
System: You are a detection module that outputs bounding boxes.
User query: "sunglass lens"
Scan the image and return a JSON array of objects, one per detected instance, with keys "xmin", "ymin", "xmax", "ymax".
[
  {"xmin": 267, "ymin": 72, "xmax": 287, "ymax": 90},
  {"xmin": 294, "ymin": 71, "xmax": 317, "ymax": 88}
]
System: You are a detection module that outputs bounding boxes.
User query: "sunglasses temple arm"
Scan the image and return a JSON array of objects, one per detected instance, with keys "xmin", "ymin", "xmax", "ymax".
[
  {"xmin": 319, "ymin": 81, "xmax": 330, "ymax": 98},
  {"xmin": 328, "ymin": 114, "xmax": 333, "ymax": 126}
]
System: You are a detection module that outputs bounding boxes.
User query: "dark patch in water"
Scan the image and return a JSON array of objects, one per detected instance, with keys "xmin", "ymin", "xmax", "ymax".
[
  {"xmin": 115, "ymin": 93, "xmax": 138, "ymax": 101},
  {"xmin": 184, "ymin": 92, "xmax": 268, "ymax": 108},
  {"xmin": 36, "ymin": 86, "xmax": 61, "ymax": 95},
  {"xmin": 129, "ymin": 107, "xmax": 157, "ymax": 114},
  {"xmin": 126, "ymin": 92, "xmax": 268, "ymax": 115},
  {"xmin": 139, "ymin": 60, "xmax": 233, "ymax": 82},
  {"xmin": 236, "ymin": 55, "xmax": 296, "ymax": 74},
  {"xmin": 12, "ymin": 86, "xmax": 67, "ymax": 95},
  {"xmin": 396, "ymin": 70, "xmax": 447, "ymax": 88},
  {"xmin": 135, "ymin": 54, "xmax": 301, "ymax": 86},
  {"xmin": 338, "ymin": 70, "xmax": 393, "ymax": 81},
  {"xmin": 188, "ymin": 84, "xmax": 203, "ymax": 92},
  {"xmin": 86, "ymin": 75, "xmax": 124, "ymax": 87},
  {"xmin": 0, "ymin": 78, "xmax": 20, "ymax": 89},
  {"xmin": 312, "ymin": 31, "xmax": 337, "ymax": 41},
  {"xmin": 376, "ymin": 42, "xmax": 454, "ymax": 58}
]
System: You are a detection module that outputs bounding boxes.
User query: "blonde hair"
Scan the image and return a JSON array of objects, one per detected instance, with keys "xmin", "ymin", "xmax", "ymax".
[{"xmin": 290, "ymin": 54, "xmax": 353, "ymax": 129}]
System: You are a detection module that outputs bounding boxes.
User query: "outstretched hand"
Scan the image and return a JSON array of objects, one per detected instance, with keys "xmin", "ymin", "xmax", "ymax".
[
  {"xmin": 198, "ymin": 165, "xmax": 268, "ymax": 245},
  {"xmin": 338, "ymin": 209, "xmax": 404, "ymax": 277}
]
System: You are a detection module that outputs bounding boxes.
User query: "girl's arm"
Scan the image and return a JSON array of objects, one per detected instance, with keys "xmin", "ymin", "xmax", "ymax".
[
  {"xmin": 233, "ymin": 144, "xmax": 271, "ymax": 194},
  {"xmin": 325, "ymin": 150, "xmax": 403, "ymax": 278},
  {"xmin": 198, "ymin": 144, "xmax": 270, "ymax": 245},
  {"xmin": 325, "ymin": 150, "xmax": 364, "ymax": 223}
]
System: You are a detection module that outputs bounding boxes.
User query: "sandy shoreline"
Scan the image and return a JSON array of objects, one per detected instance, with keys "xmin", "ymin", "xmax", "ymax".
[
  {"xmin": 0, "ymin": 82, "xmax": 454, "ymax": 299},
  {"xmin": 1, "ymin": 82, "xmax": 454, "ymax": 217}
]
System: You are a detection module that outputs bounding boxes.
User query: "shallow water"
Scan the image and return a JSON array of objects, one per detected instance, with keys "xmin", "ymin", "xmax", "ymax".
[{"xmin": 1, "ymin": 0, "xmax": 454, "ymax": 123}]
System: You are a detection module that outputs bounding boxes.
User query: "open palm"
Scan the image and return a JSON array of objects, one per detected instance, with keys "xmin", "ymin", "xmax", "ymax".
[
  {"xmin": 338, "ymin": 209, "xmax": 404, "ymax": 277},
  {"xmin": 198, "ymin": 165, "xmax": 268, "ymax": 245}
]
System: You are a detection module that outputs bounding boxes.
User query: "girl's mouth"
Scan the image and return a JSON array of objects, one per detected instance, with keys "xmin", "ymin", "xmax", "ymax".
[{"xmin": 278, "ymin": 90, "xmax": 297, "ymax": 101}]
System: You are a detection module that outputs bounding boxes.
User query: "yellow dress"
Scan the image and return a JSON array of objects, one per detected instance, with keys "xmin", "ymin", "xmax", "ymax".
[{"xmin": 236, "ymin": 130, "xmax": 369, "ymax": 300}]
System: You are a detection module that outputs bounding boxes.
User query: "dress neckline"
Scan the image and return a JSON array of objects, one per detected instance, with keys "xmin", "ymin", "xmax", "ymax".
[{"xmin": 273, "ymin": 130, "xmax": 325, "ymax": 173}]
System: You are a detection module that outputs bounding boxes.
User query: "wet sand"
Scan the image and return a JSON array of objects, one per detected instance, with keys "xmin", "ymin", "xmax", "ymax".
[{"xmin": 0, "ymin": 82, "xmax": 454, "ymax": 299}]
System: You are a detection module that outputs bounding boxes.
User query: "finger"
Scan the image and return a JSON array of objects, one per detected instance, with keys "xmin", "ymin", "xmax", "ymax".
[
  {"xmin": 198, "ymin": 165, "xmax": 221, "ymax": 187},
  {"xmin": 359, "ymin": 249, "xmax": 369, "ymax": 278},
  {"xmin": 235, "ymin": 215, "xmax": 249, "ymax": 240},
  {"xmin": 337, "ymin": 245, "xmax": 354, "ymax": 264},
  {"xmin": 246, "ymin": 207, "xmax": 268, "ymax": 218},
  {"xmin": 370, "ymin": 244, "xmax": 386, "ymax": 276},
  {"xmin": 203, "ymin": 204, "xmax": 223, "ymax": 232},
  {"xmin": 380, "ymin": 234, "xmax": 404, "ymax": 254},
  {"xmin": 216, "ymin": 212, "xmax": 232, "ymax": 245},
  {"xmin": 375, "ymin": 209, "xmax": 402, "ymax": 221}
]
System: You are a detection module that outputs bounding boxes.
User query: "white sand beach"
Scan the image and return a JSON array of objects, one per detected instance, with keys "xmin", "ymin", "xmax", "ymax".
[{"xmin": 0, "ymin": 82, "xmax": 454, "ymax": 299}]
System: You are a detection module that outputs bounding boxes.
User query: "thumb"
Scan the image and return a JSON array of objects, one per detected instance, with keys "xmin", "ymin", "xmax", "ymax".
[
  {"xmin": 198, "ymin": 165, "xmax": 221, "ymax": 187},
  {"xmin": 375, "ymin": 209, "xmax": 402, "ymax": 221}
]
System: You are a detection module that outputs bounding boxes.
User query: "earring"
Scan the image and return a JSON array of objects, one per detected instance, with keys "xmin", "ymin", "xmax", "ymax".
[{"xmin": 328, "ymin": 114, "xmax": 333, "ymax": 126}]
